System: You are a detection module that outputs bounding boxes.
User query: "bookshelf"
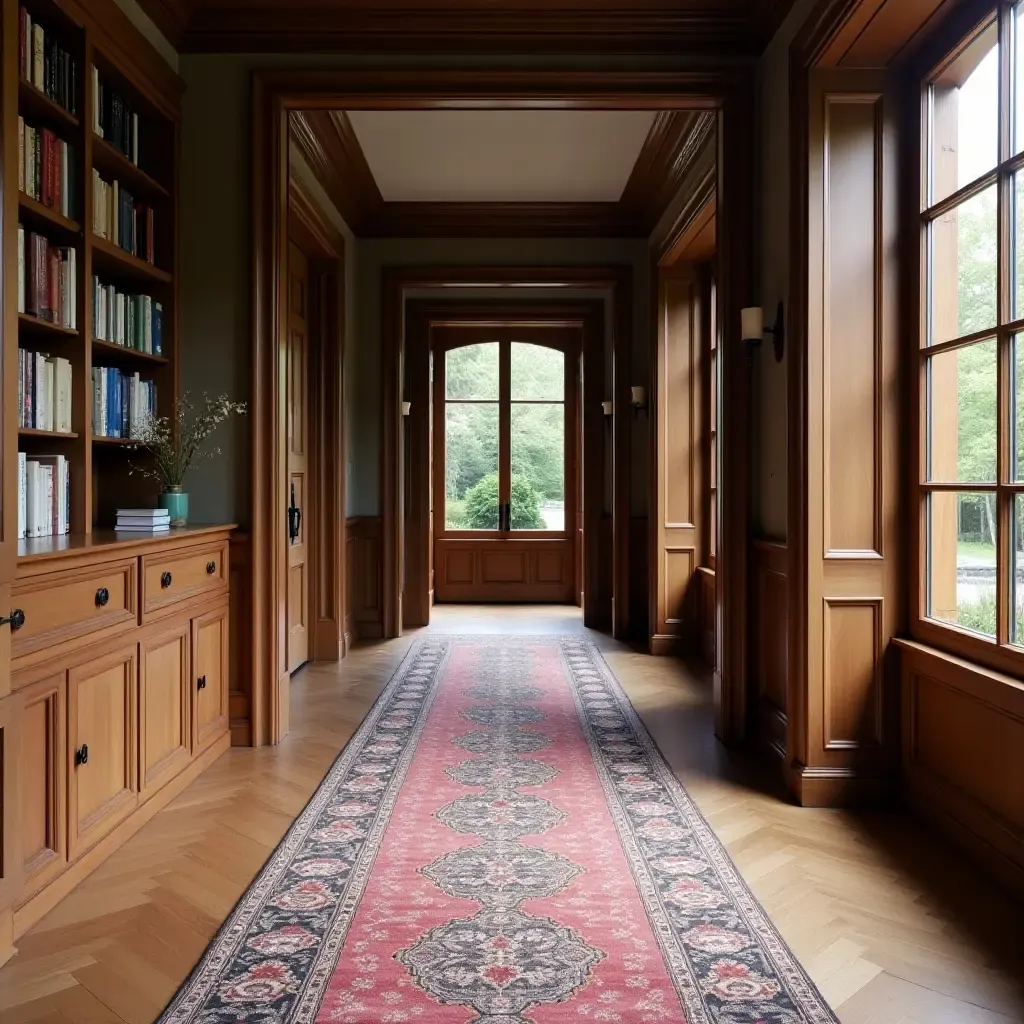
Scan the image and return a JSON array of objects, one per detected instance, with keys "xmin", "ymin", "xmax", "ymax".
[{"xmin": 4, "ymin": 0, "xmax": 179, "ymax": 542}]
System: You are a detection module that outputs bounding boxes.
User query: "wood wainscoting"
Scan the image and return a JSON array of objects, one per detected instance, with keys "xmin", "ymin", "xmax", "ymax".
[
  {"xmin": 897, "ymin": 640, "xmax": 1024, "ymax": 899},
  {"xmin": 751, "ymin": 540, "xmax": 788, "ymax": 762},
  {"xmin": 346, "ymin": 517, "xmax": 383, "ymax": 642}
]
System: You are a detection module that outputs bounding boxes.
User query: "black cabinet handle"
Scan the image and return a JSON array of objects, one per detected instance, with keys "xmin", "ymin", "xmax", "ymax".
[
  {"xmin": 95, "ymin": 587, "xmax": 109, "ymax": 607},
  {"xmin": 75, "ymin": 744, "xmax": 89, "ymax": 767},
  {"xmin": 197, "ymin": 675, "xmax": 207, "ymax": 690},
  {"xmin": 161, "ymin": 571, "xmax": 172, "ymax": 589},
  {"xmin": 206, "ymin": 560, "xmax": 216, "ymax": 575},
  {"xmin": 0, "ymin": 609, "xmax": 25, "ymax": 630}
]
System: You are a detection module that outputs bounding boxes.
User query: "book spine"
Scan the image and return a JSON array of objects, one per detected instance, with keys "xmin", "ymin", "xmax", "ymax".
[{"xmin": 18, "ymin": 452, "xmax": 26, "ymax": 540}]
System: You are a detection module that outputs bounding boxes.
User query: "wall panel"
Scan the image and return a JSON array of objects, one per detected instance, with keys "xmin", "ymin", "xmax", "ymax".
[
  {"xmin": 346, "ymin": 517, "xmax": 383, "ymax": 640},
  {"xmin": 752, "ymin": 541, "xmax": 788, "ymax": 759}
]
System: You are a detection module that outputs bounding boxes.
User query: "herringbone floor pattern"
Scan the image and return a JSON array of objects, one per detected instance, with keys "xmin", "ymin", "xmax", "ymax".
[{"xmin": 1, "ymin": 606, "xmax": 1021, "ymax": 1023}]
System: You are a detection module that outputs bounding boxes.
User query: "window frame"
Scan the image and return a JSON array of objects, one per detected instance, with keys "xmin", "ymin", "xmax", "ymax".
[{"xmin": 911, "ymin": 0, "xmax": 1024, "ymax": 675}]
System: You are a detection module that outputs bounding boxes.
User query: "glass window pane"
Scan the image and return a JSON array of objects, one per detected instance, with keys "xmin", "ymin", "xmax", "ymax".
[
  {"xmin": 1017, "ymin": 5, "xmax": 1024, "ymax": 154},
  {"xmin": 1013, "ymin": 494, "xmax": 1024, "ymax": 644},
  {"xmin": 710, "ymin": 491, "xmax": 717, "ymax": 557},
  {"xmin": 1016, "ymin": 174, "xmax": 1024, "ymax": 319},
  {"xmin": 446, "ymin": 343, "xmax": 499, "ymax": 400},
  {"xmin": 445, "ymin": 403, "xmax": 499, "ymax": 529},
  {"xmin": 511, "ymin": 402, "xmax": 564, "ymax": 531},
  {"xmin": 927, "ymin": 490, "xmax": 997, "ymax": 637},
  {"xmin": 1016, "ymin": 335, "xmax": 1024, "ymax": 480},
  {"xmin": 928, "ymin": 186, "xmax": 997, "ymax": 344},
  {"xmin": 929, "ymin": 23, "xmax": 998, "ymax": 204},
  {"xmin": 511, "ymin": 342, "xmax": 564, "ymax": 400},
  {"xmin": 927, "ymin": 339, "xmax": 997, "ymax": 483}
]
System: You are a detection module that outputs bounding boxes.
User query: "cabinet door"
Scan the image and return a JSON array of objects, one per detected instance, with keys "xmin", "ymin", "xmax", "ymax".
[
  {"xmin": 17, "ymin": 675, "xmax": 66, "ymax": 902},
  {"xmin": 193, "ymin": 606, "xmax": 228, "ymax": 753},
  {"xmin": 139, "ymin": 622, "xmax": 191, "ymax": 796},
  {"xmin": 67, "ymin": 645, "xmax": 137, "ymax": 860}
]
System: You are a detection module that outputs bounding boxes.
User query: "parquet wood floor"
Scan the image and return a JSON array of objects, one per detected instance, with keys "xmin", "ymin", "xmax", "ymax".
[{"xmin": 1, "ymin": 605, "xmax": 1022, "ymax": 1023}]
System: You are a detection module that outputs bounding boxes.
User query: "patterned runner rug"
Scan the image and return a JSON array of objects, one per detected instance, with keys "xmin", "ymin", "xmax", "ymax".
[{"xmin": 159, "ymin": 637, "xmax": 838, "ymax": 1024}]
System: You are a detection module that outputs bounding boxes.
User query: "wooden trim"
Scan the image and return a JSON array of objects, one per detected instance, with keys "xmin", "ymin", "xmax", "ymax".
[
  {"xmin": 290, "ymin": 106, "xmax": 715, "ymax": 239},
  {"xmin": 346, "ymin": 517, "xmax": 383, "ymax": 640},
  {"xmin": 171, "ymin": 5, "xmax": 796, "ymax": 56}
]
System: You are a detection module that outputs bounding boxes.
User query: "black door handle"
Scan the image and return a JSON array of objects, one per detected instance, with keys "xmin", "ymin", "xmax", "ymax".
[
  {"xmin": 75, "ymin": 744, "xmax": 89, "ymax": 767},
  {"xmin": 1, "ymin": 609, "xmax": 25, "ymax": 629},
  {"xmin": 288, "ymin": 483, "xmax": 302, "ymax": 542},
  {"xmin": 498, "ymin": 502, "xmax": 510, "ymax": 532},
  {"xmin": 197, "ymin": 675, "xmax": 207, "ymax": 690}
]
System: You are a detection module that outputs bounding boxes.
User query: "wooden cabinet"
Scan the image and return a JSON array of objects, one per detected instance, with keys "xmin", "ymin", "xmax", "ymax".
[
  {"xmin": 140, "ymin": 623, "xmax": 192, "ymax": 796},
  {"xmin": 67, "ymin": 646, "xmax": 138, "ymax": 861},
  {"xmin": 17, "ymin": 676, "xmax": 66, "ymax": 902},
  {"xmin": 8, "ymin": 528, "xmax": 233, "ymax": 937},
  {"xmin": 193, "ymin": 606, "xmax": 229, "ymax": 754}
]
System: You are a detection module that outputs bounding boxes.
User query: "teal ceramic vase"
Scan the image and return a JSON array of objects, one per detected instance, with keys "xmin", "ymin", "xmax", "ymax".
[{"xmin": 158, "ymin": 486, "xmax": 189, "ymax": 527}]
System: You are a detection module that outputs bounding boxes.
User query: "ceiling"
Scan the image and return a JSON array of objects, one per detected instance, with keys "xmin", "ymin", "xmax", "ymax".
[
  {"xmin": 289, "ymin": 106, "xmax": 716, "ymax": 238},
  {"xmin": 346, "ymin": 111, "xmax": 657, "ymax": 203},
  {"xmin": 135, "ymin": 0, "xmax": 798, "ymax": 55}
]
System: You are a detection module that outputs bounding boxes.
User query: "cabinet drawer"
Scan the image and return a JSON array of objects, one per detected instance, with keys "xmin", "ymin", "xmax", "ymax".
[
  {"xmin": 142, "ymin": 540, "xmax": 228, "ymax": 619},
  {"xmin": 12, "ymin": 560, "xmax": 137, "ymax": 667}
]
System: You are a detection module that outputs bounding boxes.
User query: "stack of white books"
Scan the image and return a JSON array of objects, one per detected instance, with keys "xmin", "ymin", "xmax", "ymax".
[{"xmin": 115, "ymin": 508, "xmax": 170, "ymax": 533}]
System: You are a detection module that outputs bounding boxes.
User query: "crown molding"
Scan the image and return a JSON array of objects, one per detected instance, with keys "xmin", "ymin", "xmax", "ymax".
[{"xmin": 289, "ymin": 103, "xmax": 716, "ymax": 238}]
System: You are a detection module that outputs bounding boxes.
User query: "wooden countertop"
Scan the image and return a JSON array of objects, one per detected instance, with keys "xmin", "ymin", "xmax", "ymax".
[{"xmin": 17, "ymin": 524, "xmax": 237, "ymax": 566}]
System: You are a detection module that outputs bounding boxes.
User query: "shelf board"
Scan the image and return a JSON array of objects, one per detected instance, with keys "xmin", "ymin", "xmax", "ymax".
[
  {"xmin": 18, "ymin": 313, "xmax": 79, "ymax": 339},
  {"xmin": 92, "ymin": 134, "xmax": 170, "ymax": 200},
  {"xmin": 19, "ymin": 428, "xmax": 79, "ymax": 439},
  {"xmin": 90, "ymin": 235, "xmax": 172, "ymax": 285},
  {"xmin": 18, "ymin": 191, "xmax": 81, "ymax": 235},
  {"xmin": 91, "ymin": 435, "xmax": 137, "ymax": 446},
  {"xmin": 18, "ymin": 78, "xmax": 79, "ymax": 131},
  {"xmin": 92, "ymin": 338, "xmax": 169, "ymax": 366}
]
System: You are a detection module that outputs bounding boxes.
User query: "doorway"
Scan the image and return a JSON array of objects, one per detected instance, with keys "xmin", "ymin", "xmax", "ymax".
[{"xmin": 432, "ymin": 324, "xmax": 580, "ymax": 604}]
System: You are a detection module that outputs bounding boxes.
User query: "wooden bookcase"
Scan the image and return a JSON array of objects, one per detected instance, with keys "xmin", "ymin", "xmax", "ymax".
[{"xmin": 3, "ymin": 0, "xmax": 180, "ymax": 540}]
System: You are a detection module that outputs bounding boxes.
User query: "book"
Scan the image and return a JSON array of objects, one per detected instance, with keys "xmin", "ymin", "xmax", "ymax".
[
  {"xmin": 21, "ymin": 454, "xmax": 70, "ymax": 537},
  {"xmin": 116, "ymin": 516, "xmax": 170, "ymax": 528},
  {"xmin": 21, "ymin": 230, "xmax": 76, "ymax": 328},
  {"xmin": 20, "ymin": 120, "xmax": 76, "ymax": 218},
  {"xmin": 92, "ymin": 366, "xmax": 156, "ymax": 438},
  {"xmin": 18, "ymin": 452, "xmax": 26, "ymax": 539},
  {"xmin": 20, "ymin": 10, "xmax": 76, "ymax": 116},
  {"xmin": 117, "ymin": 508, "xmax": 170, "ymax": 518}
]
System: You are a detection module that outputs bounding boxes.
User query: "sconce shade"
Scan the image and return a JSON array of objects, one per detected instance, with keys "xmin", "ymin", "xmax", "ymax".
[
  {"xmin": 401, "ymin": 401, "xmax": 411, "ymax": 416},
  {"xmin": 741, "ymin": 306, "xmax": 763, "ymax": 342},
  {"xmin": 602, "ymin": 400, "xmax": 614, "ymax": 416},
  {"xmin": 630, "ymin": 386, "xmax": 646, "ymax": 408}
]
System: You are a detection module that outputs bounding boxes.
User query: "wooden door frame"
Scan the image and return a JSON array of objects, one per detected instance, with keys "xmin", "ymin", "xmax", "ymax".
[
  {"xmin": 404, "ymin": 302, "xmax": 604, "ymax": 622},
  {"xmin": 252, "ymin": 68, "xmax": 755, "ymax": 747}
]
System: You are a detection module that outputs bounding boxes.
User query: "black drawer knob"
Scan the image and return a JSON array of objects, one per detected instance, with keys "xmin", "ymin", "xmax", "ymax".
[
  {"xmin": 161, "ymin": 571, "xmax": 173, "ymax": 589},
  {"xmin": 95, "ymin": 587, "xmax": 109, "ymax": 607},
  {"xmin": 206, "ymin": 561, "xmax": 216, "ymax": 575},
  {"xmin": 197, "ymin": 675, "xmax": 207, "ymax": 691},
  {"xmin": 1, "ymin": 609, "xmax": 25, "ymax": 629},
  {"xmin": 75, "ymin": 744, "xmax": 89, "ymax": 767}
]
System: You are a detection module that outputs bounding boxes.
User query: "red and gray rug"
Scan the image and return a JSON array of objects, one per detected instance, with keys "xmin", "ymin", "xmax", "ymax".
[{"xmin": 160, "ymin": 637, "xmax": 838, "ymax": 1024}]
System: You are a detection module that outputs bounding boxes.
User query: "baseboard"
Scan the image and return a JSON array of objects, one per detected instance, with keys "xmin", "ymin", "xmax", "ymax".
[
  {"xmin": 230, "ymin": 717, "xmax": 252, "ymax": 746},
  {"xmin": 649, "ymin": 633, "xmax": 684, "ymax": 657},
  {"xmin": 787, "ymin": 763, "xmax": 897, "ymax": 808},
  {"xmin": 0, "ymin": 909, "xmax": 14, "ymax": 969},
  {"xmin": 13, "ymin": 731, "xmax": 231, "ymax": 939}
]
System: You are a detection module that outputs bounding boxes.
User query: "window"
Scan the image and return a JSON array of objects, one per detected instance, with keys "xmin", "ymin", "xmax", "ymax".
[
  {"xmin": 441, "ymin": 339, "xmax": 567, "ymax": 533},
  {"xmin": 707, "ymin": 273, "xmax": 718, "ymax": 568},
  {"xmin": 918, "ymin": 8, "xmax": 1024, "ymax": 662}
]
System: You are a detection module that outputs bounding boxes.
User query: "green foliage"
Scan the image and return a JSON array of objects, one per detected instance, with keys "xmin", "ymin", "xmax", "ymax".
[
  {"xmin": 463, "ymin": 473, "xmax": 544, "ymax": 530},
  {"xmin": 445, "ymin": 498, "xmax": 467, "ymax": 530}
]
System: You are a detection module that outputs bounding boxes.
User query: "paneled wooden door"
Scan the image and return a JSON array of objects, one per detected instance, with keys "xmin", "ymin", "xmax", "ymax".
[
  {"xmin": 286, "ymin": 241, "xmax": 310, "ymax": 672},
  {"xmin": 433, "ymin": 326, "xmax": 579, "ymax": 603}
]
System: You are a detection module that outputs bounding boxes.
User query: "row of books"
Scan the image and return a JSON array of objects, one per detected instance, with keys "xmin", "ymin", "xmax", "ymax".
[
  {"xmin": 18, "ymin": 8, "xmax": 78, "ymax": 117},
  {"xmin": 116, "ymin": 508, "xmax": 169, "ymax": 534},
  {"xmin": 92, "ymin": 172, "xmax": 156, "ymax": 263},
  {"xmin": 18, "ymin": 452, "xmax": 70, "ymax": 538},
  {"xmin": 93, "ymin": 279, "xmax": 163, "ymax": 355},
  {"xmin": 92, "ymin": 366, "xmax": 156, "ymax": 439},
  {"xmin": 17, "ymin": 226, "xmax": 77, "ymax": 329},
  {"xmin": 19, "ymin": 119, "xmax": 76, "ymax": 219},
  {"xmin": 17, "ymin": 349, "xmax": 72, "ymax": 433},
  {"xmin": 92, "ymin": 66, "xmax": 140, "ymax": 167}
]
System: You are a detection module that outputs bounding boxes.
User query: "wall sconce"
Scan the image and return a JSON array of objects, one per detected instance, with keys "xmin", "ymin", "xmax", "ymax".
[
  {"xmin": 401, "ymin": 401, "xmax": 411, "ymax": 417},
  {"xmin": 740, "ymin": 302, "xmax": 785, "ymax": 362},
  {"xmin": 602, "ymin": 400, "xmax": 614, "ymax": 417},
  {"xmin": 630, "ymin": 386, "xmax": 647, "ymax": 416}
]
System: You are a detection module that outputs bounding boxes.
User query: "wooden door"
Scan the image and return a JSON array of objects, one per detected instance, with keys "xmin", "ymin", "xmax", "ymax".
[
  {"xmin": 433, "ymin": 326, "xmax": 579, "ymax": 603},
  {"xmin": 17, "ymin": 674, "xmax": 66, "ymax": 902},
  {"xmin": 139, "ymin": 622, "xmax": 191, "ymax": 796},
  {"xmin": 193, "ymin": 605, "xmax": 229, "ymax": 754},
  {"xmin": 650, "ymin": 269, "xmax": 706, "ymax": 655},
  {"xmin": 67, "ymin": 645, "xmax": 137, "ymax": 860},
  {"xmin": 286, "ymin": 241, "xmax": 310, "ymax": 672}
]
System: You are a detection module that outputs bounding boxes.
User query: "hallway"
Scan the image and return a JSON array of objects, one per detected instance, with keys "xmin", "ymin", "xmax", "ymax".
[{"xmin": 0, "ymin": 608, "xmax": 1021, "ymax": 1024}]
